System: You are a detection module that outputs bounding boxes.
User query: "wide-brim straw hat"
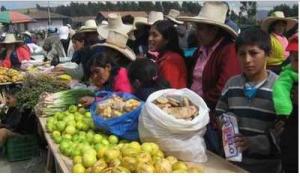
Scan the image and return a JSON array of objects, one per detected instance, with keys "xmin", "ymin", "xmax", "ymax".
[
  {"xmin": 165, "ymin": 9, "xmax": 184, "ymax": 25},
  {"xmin": 97, "ymin": 13, "xmax": 133, "ymax": 40},
  {"xmin": 178, "ymin": 1, "xmax": 237, "ymax": 38},
  {"xmin": 97, "ymin": 30, "xmax": 136, "ymax": 61},
  {"xmin": 261, "ymin": 11, "xmax": 298, "ymax": 32},
  {"xmin": 22, "ymin": 31, "xmax": 32, "ymax": 37},
  {"xmin": 135, "ymin": 11, "xmax": 164, "ymax": 26},
  {"xmin": 79, "ymin": 19, "xmax": 98, "ymax": 33},
  {"xmin": 1, "ymin": 33, "xmax": 23, "ymax": 44}
]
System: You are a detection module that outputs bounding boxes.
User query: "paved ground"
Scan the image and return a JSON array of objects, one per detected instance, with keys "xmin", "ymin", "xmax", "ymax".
[{"xmin": 0, "ymin": 148, "xmax": 48, "ymax": 173}]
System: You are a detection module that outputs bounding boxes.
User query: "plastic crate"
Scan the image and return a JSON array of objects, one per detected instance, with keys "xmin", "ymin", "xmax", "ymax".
[{"xmin": 4, "ymin": 134, "xmax": 39, "ymax": 162}]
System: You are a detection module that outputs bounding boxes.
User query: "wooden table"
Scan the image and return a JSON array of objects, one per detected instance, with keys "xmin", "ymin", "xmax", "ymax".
[{"xmin": 37, "ymin": 118, "xmax": 247, "ymax": 173}]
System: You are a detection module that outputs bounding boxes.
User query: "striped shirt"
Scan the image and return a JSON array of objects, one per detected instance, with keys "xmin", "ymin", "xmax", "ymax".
[{"xmin": 215, "ymin": 71, "xmax": 281, "ymax": 172}]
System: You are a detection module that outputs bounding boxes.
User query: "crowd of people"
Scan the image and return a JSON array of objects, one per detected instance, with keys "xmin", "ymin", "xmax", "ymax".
[{"xmin": 0, "ymin": 1, "xmax": 298, "ymax": 173}]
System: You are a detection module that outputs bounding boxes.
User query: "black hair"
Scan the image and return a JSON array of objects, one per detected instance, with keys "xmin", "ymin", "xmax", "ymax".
[
  {"xmin": 268, "ymin": 20, "xmax": 288, "ymax": 33},
  {"xmin": 128, "ymin": 58, "xmax": 170, "ymax": 90},
  {"xmin": 72, "ymin": 32, "xmax": 86, "ymax": 43},
  {"xmin": 5, "ymin": 85, "xmax": 21, "ymax": 96},
  {"xmin": 236, "ymin": 27, "xmax": 271, "ymax": 55},
  {"xmin": 151, "ymin": 20, "xmax": 183, "ymax": 57},
  {"xmin": 122, "ymin": 15, "xmax": 134, "ymax": 25},
  {"xmin": 88, "ymin": 49, "xmax": 121, "ymax": 89}
]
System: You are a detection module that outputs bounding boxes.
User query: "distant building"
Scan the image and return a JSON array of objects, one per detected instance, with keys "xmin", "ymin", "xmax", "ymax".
[{"xmin": 17, "ymin": 8, "xmax": 70, "ymax": 31}]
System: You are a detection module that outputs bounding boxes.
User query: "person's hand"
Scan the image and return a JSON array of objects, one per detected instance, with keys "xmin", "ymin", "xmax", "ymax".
[
  {"xmin": 79, "ymin": 96, "xmax": 94, "ymax": 107},
  {"xmin": 234, "ymin": 133, "xmax": 249, "ymax": 152}
]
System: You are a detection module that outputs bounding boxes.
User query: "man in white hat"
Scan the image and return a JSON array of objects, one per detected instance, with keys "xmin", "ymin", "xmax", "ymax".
[
  {"xmin": 46, "ymin": 26, "xmax": 74, "ymax": 65},
  {"xmin": 79, "ymin": 19, "xmax": 104, "ymax": 46},
  {"xmin": 261, "ymin": 11, "xmax": 298, "ymax": 74},
  {"xmin": 179, "ymin": 1, "xmax": 241, "ymax": 155},
  {"xmin": 0, "ymin": 33, "xmax": 31, "ymax": 68}
]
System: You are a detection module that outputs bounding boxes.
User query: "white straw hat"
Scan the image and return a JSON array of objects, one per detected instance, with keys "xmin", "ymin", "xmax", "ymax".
[
  {"xmin": 135, "ymin": 11, "xmax": 164, "ymax": 26},
  {"xmin": 97, "ymin": 13, "xmax": 133, "ymax": 39},
  {"xmin": 261, "ymin": 11, "xmax": 298, "ymax": 32},
  {"xmin": 79, "ymin": 19, "xmax": 98, "ymax": 33},
  {"xmin": 1, "ymin": 33, "xmax": 23, "ymax": 44},
  {"xmin": 22, "ymin": 31, "xmax": 32, "ymax": 37},
  {"xmin": 97, "ymin": 30, "xmax": 136, "ymax": 61},
  {"xmin": 165, "ymin": 9, "xmax": 184, "ymax": 25},
  {"xmin": 178, "ymin": 1, "xmax": 237, "ymax": 38}
]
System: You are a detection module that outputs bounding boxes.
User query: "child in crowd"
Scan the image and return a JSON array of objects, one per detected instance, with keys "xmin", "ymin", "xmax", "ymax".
[
  {"xmin": 79, "ymin": 51, "xmax": 133, "ymax": 107},
  {"xmin": 273, "ymin": 35, "xmax": 298, "ymax": 173},
  {"xmin": 0, "ymin": 87, "xmax": 22, "ymax": 148},
  {"xmin": 273, "ymin": 35, "xmax": 298, "ymax": 117},
  {"xmin": 215, "ymin": 27, "xmax": 281, "ymax": 172},
  {"xmin": 128, "ymin": 58, "xmax": 170, "ymax": 101}
]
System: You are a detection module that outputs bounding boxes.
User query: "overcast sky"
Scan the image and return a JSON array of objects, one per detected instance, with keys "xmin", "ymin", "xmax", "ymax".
[{"xmin": 0, "ymin": 1, "xmax": 298, "ymax": 12}]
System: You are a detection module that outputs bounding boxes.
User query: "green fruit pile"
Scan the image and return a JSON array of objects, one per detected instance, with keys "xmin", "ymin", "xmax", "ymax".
[{"xmin": 45, "ymin": 105, "xmax": 204, "ymax": 173}]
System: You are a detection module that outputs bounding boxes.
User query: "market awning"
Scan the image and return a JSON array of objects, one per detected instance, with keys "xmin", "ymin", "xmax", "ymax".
[{"xmin": 0, "ymin": 11, "xmax": 35, "ymax": 24}]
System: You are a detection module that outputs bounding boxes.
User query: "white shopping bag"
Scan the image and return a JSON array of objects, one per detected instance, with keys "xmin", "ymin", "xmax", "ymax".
[{"xmin": 138, "ymin": 88, "xmax": 210, "ymax": 163}]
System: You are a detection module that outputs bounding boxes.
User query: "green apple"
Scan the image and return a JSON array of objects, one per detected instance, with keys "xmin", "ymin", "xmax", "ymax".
[
  {"xmin": 59, "ymin": 141, "xmax": 70, "ymax": 154},
  {"xmin": 55, "ymin": 112, "xmax": 64, "ymax": 121},
  {"xmin": 52, "ymin": 130, "xmax": 61, "ymax": 138},
  {"xmin": 82, "ymin": 153, "xmax": 97, "ymax": 168},
  {"xmin": 65, "ymin": 125, "xmax": 76, "ymax": 135},
  {"xmin": 94, "ymin": 143, "xmax": 102, "ymax": 151},
  {"xmin": 93, "ymin": 134, "xmax": 103, "ymax": 144},
  {"xmin": 76, "ymin": 121, "xmax": 84, "ymax": 130},
  {"xmin": 101, "ymin": 139, "xmax": 110, "ymax": 146},
  {"xmin": 71, "ymin": 148, "xmax": 81, "ymax": 158},
  {"xmin": 78, "ymin": 107, "xmax": 86, "ymax": 114},
  {"xmin": 85, "ymin": 112, "xmax": 92, "ymax": 118},
  {"xmin": 81, "ymin": 122, "xmax": 89, "ymax": 131},
  {"xmin": 46, "ymin": 123, "xmax": 55, "ymax": 132},
  {"xmin": 68, "ymin": 105, "xmax": 78, "ymax": 113},
  {"xmin": 108, "ymin": 135, "xmax": 119, "ymax": 145},
  {"xmin": 86, "ymin": 134, "xmax": 94, "ymax": 144},
  {"xmin": 72, "ymin": 163, "xmax": 85, "ymax": 173},
  {"xmin": 53, "ymin": 135, "xmax": 62, "ymax": 144},
  {"xmin": 74, "ymin": 113, "xmax": 84, "ymax": 122},
  {"xmin": 62, "ymin": 134, "xmax": 72, "ymax": 141},
  {"xmin": 56, "ymin": 121, "xmax": 66, "ymax": 132},
  {"xmin": 65, "ymin": 114, "xmax": 75, "ymax": 122},
  {"xmin": 73, "ymin": 156, "xmax": 82, "ymax": 165}
]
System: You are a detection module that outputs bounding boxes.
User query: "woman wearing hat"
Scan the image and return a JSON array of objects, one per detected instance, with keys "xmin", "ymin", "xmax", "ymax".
[
  {"xmin": 261, "ymin": 11, "xmax": 298, "ymax": 74},
  {"xmin": 179, "ymin": 1, "xmax": 241, "ymax": 154},
  {"xmin": 0, "ymin": 33, "xmax": 31, "ymax": 68}
]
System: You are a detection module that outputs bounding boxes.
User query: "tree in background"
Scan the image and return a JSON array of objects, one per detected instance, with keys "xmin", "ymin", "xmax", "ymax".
[
  {"xmin": 1, "ymin": 5, "xmax": 7, "ymax": 11},
  {"xmin": 239, "ymin": 1, "xmax": 257, "ymax": 25},
  {"xmin": 268, "ymin": 4, "xmax": 298, "ymax": 17}
]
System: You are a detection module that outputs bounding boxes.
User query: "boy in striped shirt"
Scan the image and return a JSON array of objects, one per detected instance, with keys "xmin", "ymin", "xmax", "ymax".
[{"xmin": 215, "ymin": 27, "xmax": 281, "ymax": 172}]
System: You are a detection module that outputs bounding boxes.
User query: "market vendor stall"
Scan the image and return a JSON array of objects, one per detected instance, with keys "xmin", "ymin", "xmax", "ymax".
[{"xmin": 38, "ymin": 117, "xmax": 246, "ymax": 173}]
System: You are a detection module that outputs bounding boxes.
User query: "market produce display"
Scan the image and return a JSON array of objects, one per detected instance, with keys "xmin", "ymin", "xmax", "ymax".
[
  {"xmin": 45, "ymin": 105, "xmax": 204, "ymax": 173},
  {"xmin": 16, "ymin": 73, "xmax": 69, "ymax": 109},
  {"xmin": 0, "ymin": 67, "xmax": 23, "ymax": 83},
  {"xmin": 35, "ymin": 88, "xmax": 94, "ymax": 117},
  {"xmin": 96, "ymin": 95, "xmax": 141, "ymax": 119},
  {"xmin": 153, "ymin": 95, "xmax": 198, "ymax": 120},
  {"xmin": 21, "ymin": 60, "xmax": 52, "ymax": 73}
]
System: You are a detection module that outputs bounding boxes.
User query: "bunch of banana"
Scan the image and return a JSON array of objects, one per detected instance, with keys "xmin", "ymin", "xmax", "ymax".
[{"xmin": 0, "ymin": 67, "xmax": 23, "ymax": 83}]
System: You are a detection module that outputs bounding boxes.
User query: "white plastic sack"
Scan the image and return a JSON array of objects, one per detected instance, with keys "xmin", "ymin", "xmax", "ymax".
[{"xmin": 138, "ymin": 88, "xmax": 210, "ymax": 163}]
